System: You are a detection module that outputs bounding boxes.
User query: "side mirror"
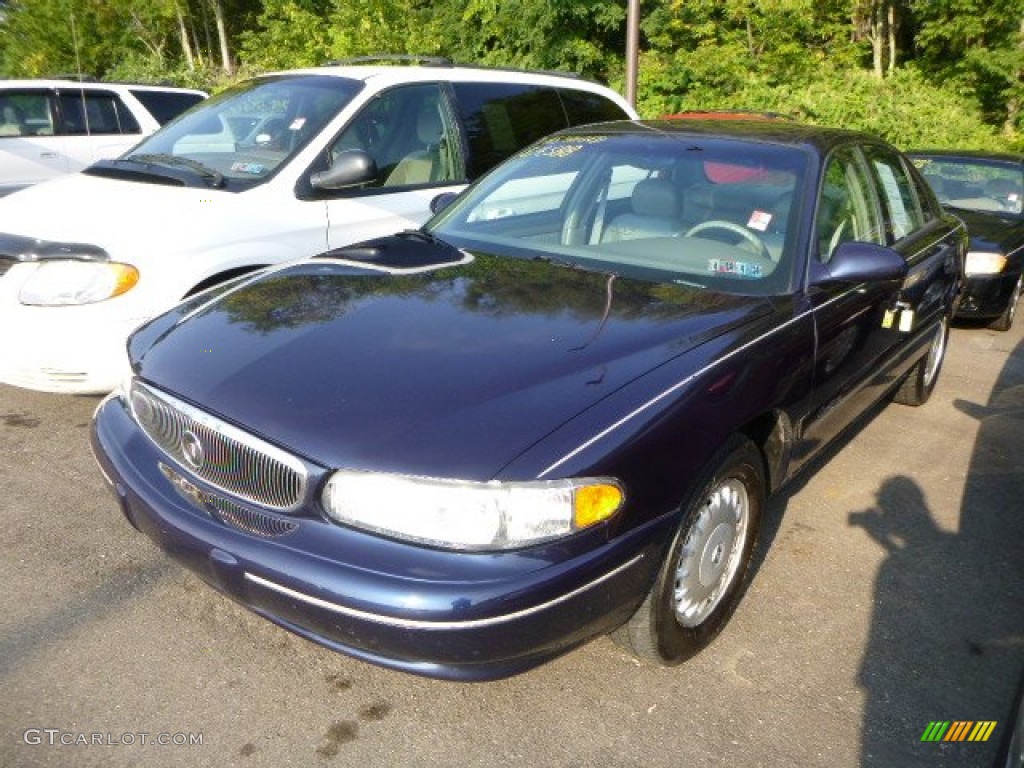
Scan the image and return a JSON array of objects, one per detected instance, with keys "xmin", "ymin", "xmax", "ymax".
[
  {"xmin": 310, "ymin": 149, "xmax": 377, "ymax": 191},
  {"xmin": 812, "ymin": 242, "xmax": 908, "ymax": 285},
  {"xmin": 430, "ymin": 191, "xmax": 458, "ymax": 214}
]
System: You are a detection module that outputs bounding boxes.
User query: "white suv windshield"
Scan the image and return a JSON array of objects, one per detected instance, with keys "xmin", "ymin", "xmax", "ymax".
[{"xmin": 119, "ymin": 75, "xmax": 362, "ymax": 188}]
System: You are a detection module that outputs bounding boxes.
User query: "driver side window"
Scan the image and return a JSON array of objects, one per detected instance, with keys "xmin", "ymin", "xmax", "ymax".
[
  {"xmin": 329, "ymin": 84, "xmax": 460, "ymax": 189},
  {"xmin": 816, "ymin": 149, "xmax": 884, "ymax": 263}
]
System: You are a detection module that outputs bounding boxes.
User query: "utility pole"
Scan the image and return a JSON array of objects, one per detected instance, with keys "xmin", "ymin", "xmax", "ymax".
[{"xmin": 625, "ymin": 0, "xmax": 640, "ymax": 107}]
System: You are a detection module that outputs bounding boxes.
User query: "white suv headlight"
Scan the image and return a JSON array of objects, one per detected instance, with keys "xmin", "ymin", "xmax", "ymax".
[
  {"xmin": 322, "ymin": 470, "xmax": 624, "ymax": 550},
  {"xmin": 19, "ymin": 260, "xmax": 140, "ymax": 306}
]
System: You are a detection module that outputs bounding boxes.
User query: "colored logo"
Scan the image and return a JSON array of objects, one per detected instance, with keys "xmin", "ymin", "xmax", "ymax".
[{"xmin": 920, "ymin": 721, "xmax": 997, "ymax": 742}]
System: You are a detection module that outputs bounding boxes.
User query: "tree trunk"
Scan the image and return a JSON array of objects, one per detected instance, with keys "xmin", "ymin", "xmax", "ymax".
[
  {"xmin": 176, "ymin": 3, "xmax": 195, "ymax": 70},
  {"xmin": 1006, "ymin": 16, "xmax": 1024, "ymax": 134},
  {"xmin": 208, "ymin": 0, "xmax": 233, "ymax": 74},
  {"xmin": 887, "ymin": 2, "xmax": 896, "ymax": 73}
]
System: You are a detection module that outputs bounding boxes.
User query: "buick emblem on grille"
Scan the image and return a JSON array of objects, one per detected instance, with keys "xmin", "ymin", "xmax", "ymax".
[{"xmin": 181, "ymin": 430, "xmax": 205, "ymax": 470}]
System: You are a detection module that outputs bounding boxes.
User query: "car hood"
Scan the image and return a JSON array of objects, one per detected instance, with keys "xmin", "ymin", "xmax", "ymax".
[
  {"xmin": 952, "ymin": 208, "xmax": 1024, "ymax": 252},
  {"xmin": 132, "ymin": 238, "xmax": 771, "ymax": 479},
  {"xmin": 0, "ymin": 172, "xmax": 245, "ymax": 257}
]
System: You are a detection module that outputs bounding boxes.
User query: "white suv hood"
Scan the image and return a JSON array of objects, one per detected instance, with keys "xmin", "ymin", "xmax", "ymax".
[{"xmin": 0, "ymin": 172, "xmax": 251, "ymax": 260}]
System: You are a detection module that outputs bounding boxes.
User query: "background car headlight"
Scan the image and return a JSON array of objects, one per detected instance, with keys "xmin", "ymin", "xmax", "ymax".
[
  {"xmin": 322, "ymin": 470, "xmax": 624, "ymax": 550},
  {"xmin": 964, "ymin": 251, "xmax": 1007, "ymax": 276},
  {"xmin": 19, "ymin": 260, "xmax": 140, "ymax": 305}
]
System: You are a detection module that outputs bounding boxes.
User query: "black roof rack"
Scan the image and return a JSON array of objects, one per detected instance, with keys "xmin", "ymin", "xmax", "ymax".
[
  {"xmin": 319, "ymin": 55, "xmax": 583, "ymax": 80},
  {"xmin": 323, "ymin": 55, "xmax": 454, "ymax": 68}
]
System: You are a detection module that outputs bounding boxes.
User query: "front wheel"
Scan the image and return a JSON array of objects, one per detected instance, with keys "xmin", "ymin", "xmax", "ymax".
[
  {"xmin": 612, "ymin": 436, "xmax": 765, "ymax": 665},
  {"xmin": 894, "ymin": 315, "xmax": 948, "ymax": 406},
  {"xmin": 990, "ymin": 275, "xmax": 1022, "ymax": 332}
]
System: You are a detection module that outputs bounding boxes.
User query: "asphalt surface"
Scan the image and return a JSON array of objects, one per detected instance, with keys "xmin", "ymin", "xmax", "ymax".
[{"xmin": 1, "ymin": 319, "xmax": 1022, "ymax": 768}]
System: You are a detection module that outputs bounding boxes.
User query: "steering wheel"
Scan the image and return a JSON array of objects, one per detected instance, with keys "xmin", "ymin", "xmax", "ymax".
[{"xmin": 685, "ymin": 220, "xmax": 771, "ymax": 261}]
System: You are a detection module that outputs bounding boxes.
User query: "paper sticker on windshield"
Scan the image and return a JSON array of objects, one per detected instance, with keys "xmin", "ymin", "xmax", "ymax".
[
  {"xmin": 708, "ymin": 259, "xmax": 763, "ymax": 278},
  {"xmin": 230, "ymin": 162, "xmax": 266, "ymax": 175},
  {"xmin": 289, "ymin": 117, "xmax": 306, "ymax": 131},
  {"xmin": 747, "ymin": 210, "xmax": 772, "ymax": 232}
]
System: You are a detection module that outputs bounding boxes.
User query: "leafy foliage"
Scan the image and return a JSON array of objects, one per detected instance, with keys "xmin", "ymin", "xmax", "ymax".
[{"xmin": 0, "ymin": 0, "xmax": 1019, "ymax": 150}]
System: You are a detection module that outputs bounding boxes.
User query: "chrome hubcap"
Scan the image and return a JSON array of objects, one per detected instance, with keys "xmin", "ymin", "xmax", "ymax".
[
  {"xmin": 673, "ymin": 478, "xmax": 749, "ymax": 627},
  {"xmin": 922, "ymin": 317, "xmax": 947, "ymax": 388}
]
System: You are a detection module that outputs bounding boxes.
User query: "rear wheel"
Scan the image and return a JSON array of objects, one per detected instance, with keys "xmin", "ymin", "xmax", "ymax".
[
  {"xmin": 990, "ymin": 275, "xmax": 1022, "ymax": 332},
  {"xmin": 894, "ymin": 315, "xmax": 948, "ymax": 406},
  {"xmin": 612, "ymin": 436, "xmax": 764, "ymax": 665}
]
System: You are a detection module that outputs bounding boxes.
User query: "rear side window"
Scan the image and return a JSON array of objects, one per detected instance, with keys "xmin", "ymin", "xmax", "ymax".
[
  {"xmin": 58, "ymin": 90, "xmax": 141, "ymax": 135},
  {"xmin": 558, "ymin": 88, "xmax": 629, "ymax": 127},
  {"xmin": 452, "ymin": 83, "xmax": 567, "ymax": 178},
  {"xmin": 864, "ymin": 146, "xmax": 926, "ymax": 242},
  {"xmin": 130, "ymin": 90, "xmax": 205, "ymax": 125},
  {"xmin": 0, "ymin": 90, "xmax": 55, "ymax": 137}
]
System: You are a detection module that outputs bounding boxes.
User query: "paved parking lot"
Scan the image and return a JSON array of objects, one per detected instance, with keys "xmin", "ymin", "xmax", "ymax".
[{"xmin": 2, "ymin": 320, "xmax": 1022, "ymax": 768}]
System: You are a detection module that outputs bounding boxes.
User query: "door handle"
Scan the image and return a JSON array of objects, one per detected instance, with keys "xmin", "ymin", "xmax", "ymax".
[{"xmin": 39, "ymin": 152, "xmax": 59, "ymax": 159}]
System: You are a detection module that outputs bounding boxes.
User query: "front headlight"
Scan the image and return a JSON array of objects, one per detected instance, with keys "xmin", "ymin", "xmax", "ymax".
[
  {"xmin": 965, "ymin": 251, "xmax": 1007, "ymax": 276},
  {"xmin": 19, "ymin": 260, "xmax": 140, "ymax": 306},
  {"xmin": 322, "ymin": 470, "xmax": 624, "ymax": 550}
]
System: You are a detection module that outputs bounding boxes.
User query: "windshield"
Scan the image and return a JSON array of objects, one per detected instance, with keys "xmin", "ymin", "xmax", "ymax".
[
  {"xmin": 122, "ymin": 75, "xmax": 362, "ymax": 188},
  {"xmin": 911, "ymin": 156, "xmax": 1023, "ymax": 215},
  {"xmin": 429, "ymin": 132, "xmax": 808, "ymax": 295}
]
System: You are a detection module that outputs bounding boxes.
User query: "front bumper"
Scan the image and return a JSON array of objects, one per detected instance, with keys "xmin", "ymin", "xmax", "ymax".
[
  {"xmin": 0, "ymin": 295, "xmax": 146, "ymax": 394},
  {"xmin": 90, "ymin": 395, "xmax": 669, "ymax": 681},
  {"xmin": 955, "ymin": 272, "xmax": 1019, "ymax": 319}
]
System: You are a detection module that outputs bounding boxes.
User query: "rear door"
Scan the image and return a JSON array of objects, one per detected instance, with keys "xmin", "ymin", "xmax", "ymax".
[
  {"xmin": 0, "ymin": 88, "xmax": 69, "ymax": 193},
  {"xmin": 863, "ymin": 143, "xmax": 960, "ymax": 329},
  {"xmin": 54, "ymin": 87, "xmax": 145, "ymax": 169}
]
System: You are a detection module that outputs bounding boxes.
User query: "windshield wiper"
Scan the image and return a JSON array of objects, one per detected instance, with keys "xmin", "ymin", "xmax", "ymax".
[{"xmin": 121, "ymin": 153, "xmax": 225, "ymax": 188}]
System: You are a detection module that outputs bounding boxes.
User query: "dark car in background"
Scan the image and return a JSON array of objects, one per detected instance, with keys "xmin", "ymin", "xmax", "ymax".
[
  {"xmin": 909, "ymin": 151, "xmax": 1023, "ymax": 330},
  {"xmin": 92, "ymin": 120, "xmax": 965, "ymax": 681}
]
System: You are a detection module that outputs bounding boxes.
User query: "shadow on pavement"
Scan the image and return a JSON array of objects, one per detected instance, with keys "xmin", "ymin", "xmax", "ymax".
[{"xmin": 854, "ymin": 336, "xmax": 1024, "ymax": 766}]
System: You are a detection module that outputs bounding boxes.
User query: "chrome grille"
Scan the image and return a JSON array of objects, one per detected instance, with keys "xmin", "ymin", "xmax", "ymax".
[
  {"xmin": 159, "ymin": 462, "xmax": 299, "ymax": 538},
  {"xmin": 132, "ymin": 381, "xmax": 307, "ymax": 511},
  {"xmin": 208, "ymin": 495, "xmax": 299, "ymax": 538}
]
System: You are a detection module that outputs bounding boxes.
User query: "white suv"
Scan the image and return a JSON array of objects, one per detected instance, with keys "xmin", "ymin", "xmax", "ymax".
[
  {"xmin": 0, "ymin": 79, "xmax": 207, "ymax": 195},
  {"xmin": 0, "ymin": 61, "xmax": 635, "ymax": 393}
]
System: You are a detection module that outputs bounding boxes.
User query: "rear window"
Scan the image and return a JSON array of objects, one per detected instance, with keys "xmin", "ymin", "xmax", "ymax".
[
  {"xmin": 452, "ymin": 83, "xmax": 568, "ymax": 178},
  {"xmin": 130, "ymin": 89, "xmax": 206, "ymax": 125}
]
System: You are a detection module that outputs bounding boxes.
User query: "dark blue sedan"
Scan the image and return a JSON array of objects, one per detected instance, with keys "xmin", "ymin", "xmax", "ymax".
[
  {"xmin": 910, "ymin": 150, "xmax": 1023, "ymax": 330},
  {"xmin": 91, "ymin": 121, "xmax": 966, "ymax": 680}
]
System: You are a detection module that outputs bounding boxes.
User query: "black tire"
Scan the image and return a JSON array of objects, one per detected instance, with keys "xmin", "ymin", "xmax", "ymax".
[
  {"xmin": 612, "ymin": 435, "xmax": 765, "ymax": 665},
  {"xmin": 989, "ymin": 275, "xmax": 1022, "ymax": 332},
  {"xmin": 894, "ymin": 315, "xmax": 948, "ymax": 406}
]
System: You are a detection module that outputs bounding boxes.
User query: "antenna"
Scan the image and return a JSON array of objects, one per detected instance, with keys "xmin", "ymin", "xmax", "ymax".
[{"xmin": 68, "ymin": 4, "xmax": 91, "ymax": 135}]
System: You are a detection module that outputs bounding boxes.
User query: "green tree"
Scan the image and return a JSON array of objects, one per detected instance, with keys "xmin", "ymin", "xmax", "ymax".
[{"xmin": 911, "ymin": 0, "xmax": 1024, "ymax": 133}]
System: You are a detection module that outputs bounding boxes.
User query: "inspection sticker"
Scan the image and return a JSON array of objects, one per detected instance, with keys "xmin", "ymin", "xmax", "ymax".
[
  {"xmin": 230, "ymin": 162, "xmax": 266, "ymax": 175},
  {"xmin": 708, "ymin": 259, "xmax": 763, "ymax": 278}
]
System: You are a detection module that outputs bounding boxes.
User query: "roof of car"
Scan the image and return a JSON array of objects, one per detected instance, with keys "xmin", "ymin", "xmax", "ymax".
[
  {"xmin": 265, "ymin": 63, "xmax": 615, "ymax": 92},
  {"xmin": 564, "ymin": 118, "xmax": 891, "ymax": 153},
  {"xmin": 907, "ymin": 149, "xmax": 1024, "ymax": 164},
  {"xmin": 0, "ymin": 78, "xmax": 206, "ymax": 94}
]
